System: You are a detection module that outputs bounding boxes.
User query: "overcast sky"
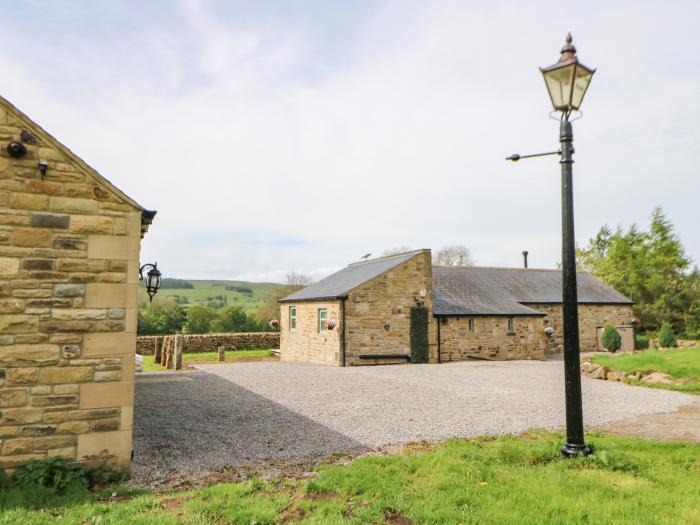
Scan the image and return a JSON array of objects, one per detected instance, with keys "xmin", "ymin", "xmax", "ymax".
[{"xmin": 1, "ymin": 0, "xmax": 697, "ymax": 282}]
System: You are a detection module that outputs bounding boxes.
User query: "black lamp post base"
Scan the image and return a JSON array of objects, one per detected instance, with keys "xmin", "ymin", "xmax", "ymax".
[{"xmin": 561, "ymin": 442, "xmax": 592, "ymax": 458}]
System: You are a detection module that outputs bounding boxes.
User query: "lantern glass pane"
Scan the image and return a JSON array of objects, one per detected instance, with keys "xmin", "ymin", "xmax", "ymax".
[
  {"xmin": 571, "ymin": 65, "xmax": 594, "ymax": 110},
  {"xmin": 543, "ymin": 64, "xmax": 575, "ymax": 109},
  {"xmin": 147, "ymin": 273, "xmax": 160, "ymax": 290}
]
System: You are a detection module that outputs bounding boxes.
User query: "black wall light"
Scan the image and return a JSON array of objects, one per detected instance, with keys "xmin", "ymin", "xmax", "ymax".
[
  {"xmin": 38, "ymin": 160, "xmax": 48, "ymax": 180},
  {"xmin": 6, "ymin": 141, "xmax": 27, "ymax": 158},
  {"xmin": 139, "ymin": 263, "xmax": 162, "ymax": 302}
]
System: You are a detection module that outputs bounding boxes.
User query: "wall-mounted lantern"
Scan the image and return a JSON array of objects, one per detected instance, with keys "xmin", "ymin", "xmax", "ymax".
[
  {"xmin": 139, "ymin": 262, "xmax": 162, "ymax": 302},
  {"xmin": 38, "ymin": 160, "xmax": 48, "ymax": 180}
]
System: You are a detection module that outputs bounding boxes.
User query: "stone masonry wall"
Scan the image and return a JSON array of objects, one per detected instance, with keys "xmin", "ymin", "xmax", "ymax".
[
  {"xmin": 0, "ymin": 98, "xmax": 143, "ymax": 474},
  {"xmin": 280, "ymin": 301, "xmax": 341, "ymax": 365},
  {"xmin": 137, "ymin": 332, "xmax": 280, "ymax": 355},
  {"xmin": 527, "ymin": 303, "xmax": 634, "ymax": 353},
  {"xmin": 439, "ymin": 316, "xmax": 546, "ymax": 361},
  {"xmin": 345, "ymin": 250, "xmax": 435, "ymax": 365}
]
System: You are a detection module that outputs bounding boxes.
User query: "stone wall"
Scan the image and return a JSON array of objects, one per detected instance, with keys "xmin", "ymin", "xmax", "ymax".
[
  {"xmin": 438, "ymin": 315, "xmax": 547, "ymax": 361},
  {"xmin": 280, "ymin": 301, "xmax": 341, "ymax": 365},
  {"xmin": 0, "ymin": 96, "xmax": 144, "ymax": 474},
  {"xmin": 527, "ymin": 303, "xmax": 634, "ymax": 353},
  {"xmin": 345, "ymin": 250, "xmax": 435, "ymax": 365},
  {"xmin": 137, "ymin": 332, "xmax": 280, "ymax": 355}
]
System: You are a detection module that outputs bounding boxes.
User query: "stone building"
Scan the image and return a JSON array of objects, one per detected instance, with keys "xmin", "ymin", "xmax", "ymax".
[
  {"xmin": 279, "ymin": 250, "xmax": 633, "ymax": 365},
  {"xmin": 0, "ymin": 95, "xmax": 154, "ymax": 474}
]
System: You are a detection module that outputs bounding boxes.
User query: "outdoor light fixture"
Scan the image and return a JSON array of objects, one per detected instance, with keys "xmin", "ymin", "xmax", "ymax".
[
  {"xmin": 6, "ymin": 141, "xmax": 27, "ymax": 158},
  {"xmin": 540, "ymin": 33, "xmax": 595, "ymax": 113},
  {"xmin": 38, "ymin": 160, "xmax": 48, "ymax": 180},
  {"xmin": 506, "ymin": 33, "xmax": 595, "ymax": 458},
  {"xmin": 139, "ymin": 262, "xmax": 162, "ymax": 302}
]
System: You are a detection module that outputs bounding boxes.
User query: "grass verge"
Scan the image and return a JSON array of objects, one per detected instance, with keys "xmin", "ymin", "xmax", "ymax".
[
  {"xmin": 2, "ymin": 432, "xmax": 700, "ymax": 524},
  {"xmin": 592, "ymin": 346, "xmax": 700, "ymax": 393},
  {"xmin": 141, "ymin": 349, "xmax": 275, "ymax": 372}
]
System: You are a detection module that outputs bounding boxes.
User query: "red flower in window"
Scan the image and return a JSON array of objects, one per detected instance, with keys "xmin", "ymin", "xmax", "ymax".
[{"xmin": 325, "ymin": 320, "xmax": 336, "ymax": 331}]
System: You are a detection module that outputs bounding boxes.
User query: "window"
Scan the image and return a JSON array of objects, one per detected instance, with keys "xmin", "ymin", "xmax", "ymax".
[
  {"xmin": 318, "ymin": 308, "xmax": 328, "ymax": 332},
  {"xmin": 289, "ymin": 306, "xmax": 297, "ymax": 331},
  {"xmin": 467, "ymin": 318, "xmax": 474, "ymax": 333},
  {"xmin": 507, "ymin": 317, "xmax": 515, "ymax": 334}
]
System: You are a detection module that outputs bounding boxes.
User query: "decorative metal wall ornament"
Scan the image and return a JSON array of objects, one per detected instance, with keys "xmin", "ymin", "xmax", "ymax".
[
  {"xmin": 6, "ymin": 141, "xmax": 27, "ymax": 158},
  {"xmin": 139, "ymin": 262, "xmax": 162, "ymax": 302}
]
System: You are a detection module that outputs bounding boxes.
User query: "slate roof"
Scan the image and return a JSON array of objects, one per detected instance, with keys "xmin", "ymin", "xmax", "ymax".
[
  {"xmin": 433, "ymin": 267, "xmax": 633, "ymax": 316},
  {"xmin": 280, "ymin": 250, "xmax": 424, "ymax": 303}
]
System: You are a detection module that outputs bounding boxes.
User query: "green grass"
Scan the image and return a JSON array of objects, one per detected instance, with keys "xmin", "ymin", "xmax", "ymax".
[
  {"xmin": 141, "ymin": 349, "xmax": 275, "ymax": 372},
  {"xmin": 592, "ymin": 346, "xmax": 700, "ymax": 393},
  {"xmin": 3, "ymin": 433, "xmax": 700, "ymax": 524},
  {"xmin": 138, "ymin": 279, "xmax": 280, "ymax": 312}
]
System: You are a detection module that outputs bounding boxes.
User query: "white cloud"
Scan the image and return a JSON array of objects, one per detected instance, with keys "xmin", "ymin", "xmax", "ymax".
[{"xmin": 0, "ymin": 0, "xmax": 697, "ymax": 283}]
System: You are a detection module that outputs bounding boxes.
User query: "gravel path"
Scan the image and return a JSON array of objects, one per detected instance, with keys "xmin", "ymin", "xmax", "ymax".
[{"xmin": 132, "ymin": 360, "xmax": 694, "ymax": 485}]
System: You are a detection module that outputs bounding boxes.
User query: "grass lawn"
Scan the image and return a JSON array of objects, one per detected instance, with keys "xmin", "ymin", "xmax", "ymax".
[
  {"xmin": 592, "ymin": 346, "xmax": 700, "ymax": 394},
  {"xmin": 2, "ymin": 432, "xmax": 700, "ymax": 524},
  {"xmin": 141, "ymin": 349, "xmax": 276, "ymax": 372}
]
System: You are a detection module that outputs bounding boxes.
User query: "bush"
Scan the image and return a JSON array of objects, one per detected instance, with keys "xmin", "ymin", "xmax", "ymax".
[
  {"xmin": 11, "ymin": 457, "xmax": 124, "ymax": 494},
  {"xmin": 634, "ymin": 335, "xmax": 650, "ymax": 350},
  {"xmin": 658, "ymin": 323, "xmax": 677, "ymax": 348},
  {"xmin": 601, "ymin": 324, "xmax": 622, "ymax": 352}
]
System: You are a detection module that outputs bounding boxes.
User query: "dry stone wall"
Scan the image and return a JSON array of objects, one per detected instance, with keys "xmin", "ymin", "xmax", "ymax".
[
  {"xmin": 137, "ymin": 332, "xmax": 279, "ymax": 355},
  {"xmin": 0, "ymin": 97, "xmax": 143, "ymax": 474}
]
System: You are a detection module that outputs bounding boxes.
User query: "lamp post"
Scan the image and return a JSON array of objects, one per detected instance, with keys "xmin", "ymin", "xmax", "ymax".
[{"xmin": 508, "ymin": 33, "xmax": 595, "ymax": 457}]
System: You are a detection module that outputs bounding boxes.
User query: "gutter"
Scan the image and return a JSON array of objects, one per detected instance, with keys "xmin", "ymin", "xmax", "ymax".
[{"xmin": 436, "ymin": 317, "xmax": 441, "ymax": 363}]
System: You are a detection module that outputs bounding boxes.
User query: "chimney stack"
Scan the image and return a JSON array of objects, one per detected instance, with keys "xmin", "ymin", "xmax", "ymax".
[{"xmin": 522, "ymin": 250, "xmax": 529, "ymax": 269}]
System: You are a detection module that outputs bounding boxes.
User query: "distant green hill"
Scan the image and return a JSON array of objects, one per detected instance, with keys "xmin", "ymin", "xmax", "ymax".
[{"xmin": 138, "ymin": 279, "xmax": 282, "ymax": 313}]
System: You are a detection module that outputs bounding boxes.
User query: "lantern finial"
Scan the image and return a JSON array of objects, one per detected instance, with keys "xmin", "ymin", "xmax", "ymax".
[{"xmin": 560, "ymin": 33, "xmax": 576, "ymax": 59}]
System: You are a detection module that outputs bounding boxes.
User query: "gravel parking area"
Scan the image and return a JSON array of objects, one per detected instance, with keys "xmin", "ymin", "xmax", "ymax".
[{"xmin": 132, "ymin": 360, "xmax": 694, "ymax": 485}]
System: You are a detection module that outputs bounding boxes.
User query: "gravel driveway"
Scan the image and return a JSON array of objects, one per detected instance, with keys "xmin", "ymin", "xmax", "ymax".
[{"xmin": 132, "ymin": 360, "xmax": 694, "ymax": 485}]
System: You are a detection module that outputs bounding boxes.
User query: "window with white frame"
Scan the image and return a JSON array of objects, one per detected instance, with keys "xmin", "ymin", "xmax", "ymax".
[
  {"xmin": 289, "ymin": 306, "xmax": 297, "ymax": 331},
  {"xmin": 318, "ymin": 308, "xmax": 328, "ymax": 332}
]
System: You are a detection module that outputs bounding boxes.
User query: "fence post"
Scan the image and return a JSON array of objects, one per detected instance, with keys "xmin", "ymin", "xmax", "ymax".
[
  {"xmin": 218, "ymin": 346, "xmax": 226, "ymax": 362},
  {"xmin": 153, "ymin": 337, "xmax": 162, "ymax": 363},
  {"xmin": 175, "ymin": 335, "xmax": 183, "ymax": 370}
]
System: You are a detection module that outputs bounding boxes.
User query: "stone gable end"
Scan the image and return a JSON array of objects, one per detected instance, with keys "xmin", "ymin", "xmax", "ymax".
[{"xmin": 0, "ymin": 96, "xmax": 147, "ymax": 474}]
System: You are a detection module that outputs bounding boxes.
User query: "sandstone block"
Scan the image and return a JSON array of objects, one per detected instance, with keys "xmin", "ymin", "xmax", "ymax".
[
  {"xmin": 0, "ymin": 389, "xmax": 27, "ymax": 407},
  {"xmin": 606, "ymin": 370, "xmax": 625, "ymax": 382},
  {"xmin": 11, "ymin": 193, "xmax": 49, "ymax": 211},
  {"xmin": 53, "ymin": 384, "xmax": 79, "ymax": 395},
  {"xmin": 113, "ymin": 217, "xmax": 127, "ymax": 235},
  {"xmin": 0, "ymin": 345, "xmax": 59, "ymax": 366},
  {"xmin": 90, "ymin": 418, "xmax": 120, "ymax": 432},
  {"xmin": 20, "ymin": 425, "xmax": 57, "ymax": 436},
  {"xmin": 34, "ymin": 435, "xmax": 76, "ymax": 451},
  {"xmin": 120, "ymin": 405, "xmax": 133, "ymax": 431},
  {"xmin": 49, "ymin": 333, "xmax": 82, "ymax": 344},
  {"xmin": 2, "ymin": 438, "xmax": 33, "ymax": 455},
  {"xmin": 0, "ymin": 315, "xmax": 38, "ymax": 334},
  {"xmin": 0, "ymin": 453, "xmax": 45, "ymax": 469},
  {"xmin": 0, "ymin": 426, "xmax": 18, "ymax": 438},
  {"xmin": 79, "ymin": 381, "xmax": 134, "ymax": 409},
  {"xmin": 77, "ymin": 430, "xmax": 131, "ymax": 465},
  {"xmin": 23, "ymin": 259, "xmax": 54, "ymax": 271},
  {"xmin": 82, "ymin": 332, "xmax": 135, "ymax": 357},
  {"xmin": 47, "ymin": 447, "xmax": 76, "ymax": 460},
  {"xmin": 0, "ymin": 298, "xmax": 25, "ymax": 313},
  {"xmin": 14, "ymin": 229, "xmax": 50, "ymax": 247},
  {"xmin": 85, "ymin": 283, "xmax": 138, "ymax": 308},
  {"xmin": 30, "ymin": 385, "xmax": 51, "ymax": 395},
  {"xmin": 0, "ymin": 257, "xmax": 20, "ymax": 276},
  {"xmin": 49, "ymin": 197, "xmax": 98, "ymax": 214},
  {"xmin": 6, "ymin": 367, "xmax": 39, "ymax": 385},
  {"xmin": 30, "ymin": 213, "xmax": 69, "ymax": 229},
  {"xmin": 31, "ymin": 394, "xmax": 79, "ymax": 407},
  {"xmin": 57, "ymin": 259, "xmax": 106, "ymax": 272},
  {"xmin": 40, "ymin": 366, "xmax": 93, "ymax": 384},
  {"xmin": 57, "ymin": 421, "xmax": 90, "ymax": 434},
  {"xmin": 52, "ymin": 309, "xmax": 107, "ymax": 321},
  {"xmin": 53, "ymin": 237, "xmax": 87, "ymax": 251},
  {"xmin": 53, "ymin": 283, "xmax": 85, "ymax": 297},
  {"xmin": 1, "ymin": 407, "xmax": 42, "ymax": 425},
  {"xmin": 70, "ymin": 215, "xmax": 113, "ymax": 234},
  {"xmin": 25, "ymin": 180, "xmax": 63, "ymax": 195},
  {"xmin": 87, "ymin": 235, "xmax": 138, "ymax": 261}
]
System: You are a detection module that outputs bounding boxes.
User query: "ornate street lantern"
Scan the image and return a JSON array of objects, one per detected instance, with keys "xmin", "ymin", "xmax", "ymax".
[
  {"xmin": 540, "ymin": 33, "xmax": 595, "ymax": 112},
  {"xmin": 139, "ymin": 262, "xmax": 162, "ymax": 302}
]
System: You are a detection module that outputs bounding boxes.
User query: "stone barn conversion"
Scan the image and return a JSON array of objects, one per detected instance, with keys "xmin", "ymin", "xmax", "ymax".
[
  {"xmin": 279, "ymin": 250, "xmax": 633, "ymax": 366},
  {"xmin": 0, "ymin": 94, "xmax": 154, "ymax": 474}
]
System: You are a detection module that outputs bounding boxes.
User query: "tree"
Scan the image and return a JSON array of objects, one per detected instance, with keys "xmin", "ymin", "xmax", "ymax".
[
  {"xmin": 254, "ymin": 271, "xmax": 313, "ymax": 328},
  {"xmin": 184, "ymin": 304, "xmax": 218, "ymax": 334},
  {"xmin": 601, "ymin": 324, "xmax": 621, "ymax": 353},
  {"xmin": 658, "ymin": 323, "xmax": 677, "ymax": 348},
  {"xmin": 285, "ymin": 271, "xmax": 314, "ymax": 292},
  {"xmin": 433, "ymin": 245, "xmax": 474, "ymax": 266},
  {"xmin": 216, "ymin": 305, "xmax": 253, "ymax": 332},
  {"xmin": 577, "ymin": 208, "xmax": 700, "ymax": 335},
  {"xmin": 137, "ymin": 298, "xmax": 186, "ymax": 335}
]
